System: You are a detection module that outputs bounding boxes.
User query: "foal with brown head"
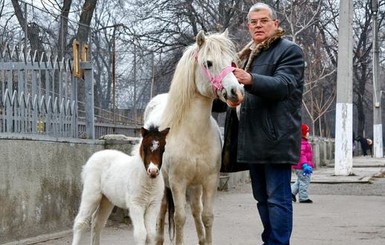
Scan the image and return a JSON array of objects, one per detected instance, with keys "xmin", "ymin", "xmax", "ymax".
[
  {"xmin": 140, "ymin": 126, "xmax": 168, "ymax": 178},
  {"xmin": 72, "ymin": 125, "xmax": 170, "ymax": 245}
]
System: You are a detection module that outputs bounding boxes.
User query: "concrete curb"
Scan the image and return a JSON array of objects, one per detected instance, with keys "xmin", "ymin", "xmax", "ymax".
[{"xmin": 2, "ymin": 230, "xmax": 72, "ymax": 245}]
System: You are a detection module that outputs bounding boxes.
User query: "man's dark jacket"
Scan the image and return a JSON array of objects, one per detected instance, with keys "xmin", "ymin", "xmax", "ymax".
[{"xmin": 218, "ymin": 35, "xmax": 305, "ymax": 168}]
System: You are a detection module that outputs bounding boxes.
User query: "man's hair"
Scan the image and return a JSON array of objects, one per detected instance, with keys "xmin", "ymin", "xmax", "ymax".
[{"xmin": 247, "ymin": 3, "xmax": 277, "ymax": 20}]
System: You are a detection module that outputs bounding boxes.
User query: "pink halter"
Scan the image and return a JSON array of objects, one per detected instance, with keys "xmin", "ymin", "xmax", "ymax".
[
  {"xmin": 200, "ymin": 65, "xmax": 235, "ymax": 93},
  {"xmin": 196, "ymin": 57, "xmax": 236, "ymax": 97}
]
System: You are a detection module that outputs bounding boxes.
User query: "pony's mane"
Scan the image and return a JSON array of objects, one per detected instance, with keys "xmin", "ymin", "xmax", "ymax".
[{"xmin": 161, "ymin": 32, "xmax": 237, "ymax": 129}]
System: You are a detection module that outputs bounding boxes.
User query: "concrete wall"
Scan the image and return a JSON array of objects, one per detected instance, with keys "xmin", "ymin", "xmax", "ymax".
[
  {"xmin": 0, "ymin": 135, "xmax": 335, "ymax": 244},
  {"xmin": 0, "ymin": 135, "xmax": 139, "ymax": 244},
  {"xmin": 310, "ymin": 137, "xmax": 335, "ymax": 167}
]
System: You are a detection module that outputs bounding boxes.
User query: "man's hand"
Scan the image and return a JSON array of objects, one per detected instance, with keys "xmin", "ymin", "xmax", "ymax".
[{"xmin": 233, "ymin": 68, "xmax": 252, "ymax": 85}]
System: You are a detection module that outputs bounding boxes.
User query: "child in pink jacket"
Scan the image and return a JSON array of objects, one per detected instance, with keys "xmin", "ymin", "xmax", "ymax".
[{"xmin": 291, "ymin": 123, "xmax": 315, "ymax": 203}]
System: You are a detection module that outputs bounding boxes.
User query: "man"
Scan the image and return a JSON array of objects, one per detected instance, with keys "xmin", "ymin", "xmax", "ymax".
[{"xmin": 226, "ymin": 3, "xmax": 304, "ymax": 245}]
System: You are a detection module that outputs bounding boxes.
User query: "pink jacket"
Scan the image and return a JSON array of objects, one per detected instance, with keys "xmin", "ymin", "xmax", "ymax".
[{"xmin": 292, "ymin": 137, "xmax": 315, "ymax": 170}]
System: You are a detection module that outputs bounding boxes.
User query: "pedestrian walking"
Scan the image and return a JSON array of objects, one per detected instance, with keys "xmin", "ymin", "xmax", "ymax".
[{"xmin": 291, "ymin": 123, "xmax": 314, "ymax": 203}]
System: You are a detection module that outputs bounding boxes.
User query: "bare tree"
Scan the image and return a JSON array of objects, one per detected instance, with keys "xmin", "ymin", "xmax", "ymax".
[
  {"xmin": 5, "ymin": 0, "xmax": 384, "ymax": 133},
  {"xmin": 350, "ymin": 0, "xmax": 385, "ymax": 138},
  {"xmin": 277, "ymin": 0, "xmax": 337, "ymax": 136}
]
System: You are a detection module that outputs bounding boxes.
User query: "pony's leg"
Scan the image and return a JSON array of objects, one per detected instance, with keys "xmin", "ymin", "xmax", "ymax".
[
  {"xmin": 188, "ymin": 186, "xmax": 206, "ymax": 245},
  {"xmin": 72, "ymin": 191, "xmax": 102, "ymax": 245},
  {"xmin": 145, "ymin": 201, "xmax": 162, "ymax": 245},
  {"xmin": 171, "ymin": 184, "xmax": 187, "ymax": 245},
  {"xmin": 201, "ymin": 175, "xmax": 218, "ymax": 245},
  {"xmin": 91, "ymin": 195, "xmax": 114, "ymax": 245},
  {"xmin": 155, "ymin": 195, "xmax": 168, "ymax": 245},
  {"xmin": 129, "ymin": 204, "xmax": 147, "ymax": 245}
]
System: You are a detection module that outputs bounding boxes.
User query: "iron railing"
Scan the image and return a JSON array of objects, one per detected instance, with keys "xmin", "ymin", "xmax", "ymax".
[{"xmin": 0, "ymin": 45, "xmax": 139, "ymax": 139}]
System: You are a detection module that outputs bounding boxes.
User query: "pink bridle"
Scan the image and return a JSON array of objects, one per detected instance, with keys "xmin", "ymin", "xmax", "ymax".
[{"xmin": 195, "ymin": 52, "xmax": 236, "ymax": 97}]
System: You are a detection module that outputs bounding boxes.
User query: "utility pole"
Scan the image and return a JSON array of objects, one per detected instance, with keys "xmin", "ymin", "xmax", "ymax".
[
  {"xmin": 371, "ymin": 0, "xmax": 383, "ymax": 158},
  {"xmin": 112, "ymin": 26, "xmax": 116, "ymax": 132},
  {"xmin": 133, "ymin": 44, "xmax": 137, "ymax": 125},
  {"xmin": 334, "ymin": 0, "xmax": 353, "ymax": 175},
  {"xmin": 150, "ymin": 52, "xmax": 155, "ymax": 98}
]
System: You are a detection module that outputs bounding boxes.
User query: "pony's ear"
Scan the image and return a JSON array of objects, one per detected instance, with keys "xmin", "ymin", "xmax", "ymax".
[
  {"xmin": 196, "ymin": 30, "xmax": 206, "ymax": 47},
  {"xmin": 222, "ymin": 28, "xmax": 229, "ymax": 37}
]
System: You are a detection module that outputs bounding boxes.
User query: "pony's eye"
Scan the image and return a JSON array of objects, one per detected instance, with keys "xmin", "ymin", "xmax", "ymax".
[
  {"xmin": 231, "ymin": 62, "xmax": 237, "ymax": 68},
  {"xmin": 204, "ymin": 61, "xmax": 213, "ymax": 68}
]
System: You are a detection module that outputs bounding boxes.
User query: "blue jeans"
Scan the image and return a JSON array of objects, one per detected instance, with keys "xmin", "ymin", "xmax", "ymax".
[{"xmin": 249, "ymin": 164, "xmax": 293, "ymax": 245}]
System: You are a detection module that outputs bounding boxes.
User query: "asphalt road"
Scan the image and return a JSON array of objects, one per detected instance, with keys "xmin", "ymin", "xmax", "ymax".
[{"xmin": 27, "ymin": 174, "xmax": 385, "ymax": 245}]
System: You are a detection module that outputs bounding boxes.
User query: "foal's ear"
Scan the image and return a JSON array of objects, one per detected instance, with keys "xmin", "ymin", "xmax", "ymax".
[
  {"xmin": 161, "ymin": 127, "xmax": 170, "ymax": 136},
  {"xmin": 140, "ymin": 127, "xmax": 148, "ymax": 137},
  {"xmin": 196, "ymin": 30, "xmax": 206, "ymax": 47}
]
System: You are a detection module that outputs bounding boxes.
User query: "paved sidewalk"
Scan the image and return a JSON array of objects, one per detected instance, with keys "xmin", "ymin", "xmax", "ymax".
[
  {"xmin": 308, "ymin": 156, "xmax": 385, "ymax": 184},
  {"xmin": 9, "ymin": 156, "xmax": 385, "ymax": 245}
]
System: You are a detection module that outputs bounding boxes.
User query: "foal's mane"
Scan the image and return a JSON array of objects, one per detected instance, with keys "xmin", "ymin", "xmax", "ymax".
[
  {"xmin": 161, "ymin": 32, "xmax": 237, "ymax": 130},
  {"xmin": 131, "ymin": 124, "xmax": 161, "ymax": 155}
]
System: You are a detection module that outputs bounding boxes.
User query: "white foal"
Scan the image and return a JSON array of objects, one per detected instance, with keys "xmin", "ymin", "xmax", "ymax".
[{"xmin": 72, "ymin": 126, "xmax": 169, "ymax": 245}]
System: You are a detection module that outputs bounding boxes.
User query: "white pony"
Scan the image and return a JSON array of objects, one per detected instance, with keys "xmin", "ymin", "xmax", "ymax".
[
  {"xmin": 72, "ymin": 126, "xmax": 170, "ymax": 245},
  {"xmin": 143, "ymin": 30, "xmax": 244, "ymax": 245}
]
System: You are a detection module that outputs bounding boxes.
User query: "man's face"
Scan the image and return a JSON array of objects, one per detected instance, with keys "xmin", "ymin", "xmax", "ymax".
[{"xmin": 248, "ymin": 9, "xmax": 279, "ymax": 44}]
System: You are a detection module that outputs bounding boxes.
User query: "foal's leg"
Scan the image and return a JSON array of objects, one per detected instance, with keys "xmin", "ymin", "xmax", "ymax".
[
  {"xmin": 145, "ymin": 201, "xmax": 162, "ymax": 245},
  {"xmin": 155, "ymin": 195, "xmax": 168, "ymax": 245},
  {"xmin": 201, "ymin": 175, "xmax": 219, "ymax": 245},
  {"xmin": 129, "ymin": 204, "xmax": 147, "ymax": 245},
  {"xmin": 91, "ymin": 195, "xmax": 114, "ymax": 245},
  {"xmin": 72, "ymin": 191, "xmax": 102, "ymax": 245},
  {"xmin": 188, "ymin": 186, "xmax": 206, "ymax": 245}
]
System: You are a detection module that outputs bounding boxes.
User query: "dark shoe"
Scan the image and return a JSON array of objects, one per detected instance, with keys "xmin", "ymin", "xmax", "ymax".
[
  {"xmin": 292, "ymin": 194, "xmax": 296, "ymax": 202},
  {"xmin": 299, "ymin": 199, "xmax": 313, "ymax": 203}
]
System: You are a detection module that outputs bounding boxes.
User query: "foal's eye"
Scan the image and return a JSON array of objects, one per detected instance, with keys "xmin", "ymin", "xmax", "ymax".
[
  {"xmin": 231, "ymin": 62, "xmax": 237, "ymax": 68},
  {"xmin": 204, "ymin": 61, "xmax": 213, "ymax": 68}
]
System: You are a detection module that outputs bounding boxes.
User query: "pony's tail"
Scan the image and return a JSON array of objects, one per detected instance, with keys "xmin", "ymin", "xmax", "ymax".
[{"xmin": 166, "ymin": 187, "xmax": 175, "ymax": 241}]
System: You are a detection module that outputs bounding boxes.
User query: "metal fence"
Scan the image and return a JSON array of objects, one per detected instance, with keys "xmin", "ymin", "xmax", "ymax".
[{"xmin": 0, "ymin": 44, "xmax": 139, "ymax": 139}]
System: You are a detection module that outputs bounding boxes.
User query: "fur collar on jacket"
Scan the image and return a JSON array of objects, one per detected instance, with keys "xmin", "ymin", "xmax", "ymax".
[{"xmin": 238, "ymin": 28, "xmax": 285, "ymax": 72}]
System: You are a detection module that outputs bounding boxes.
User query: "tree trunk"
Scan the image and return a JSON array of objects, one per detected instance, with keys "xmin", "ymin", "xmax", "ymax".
[
  {"xmin": 11, "ymin": 0, "xmax": 45, "ymax": 61},
  {"xmin": 76, "ymin": 0, "xmax": 98, "ymax": 45},
  {"xmin": 76, "ymin": 0, "xmax": 98, "ymax": 105},
  {"xmin": 57, "ymin": 0, "xmax": 72, "ymax": 59}
]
